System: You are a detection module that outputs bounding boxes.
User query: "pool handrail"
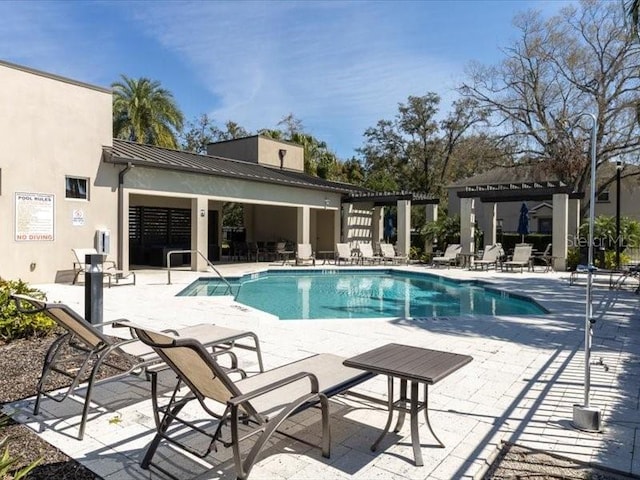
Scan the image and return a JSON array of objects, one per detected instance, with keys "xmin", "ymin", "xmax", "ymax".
[{"xmin": 166, "ymin": 249, "xmax": 232, "ymax": 294}]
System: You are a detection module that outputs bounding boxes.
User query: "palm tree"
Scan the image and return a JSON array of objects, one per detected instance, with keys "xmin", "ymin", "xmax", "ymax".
[
  {"xmin": 112, "ymin": 75, "xmax": 184, "ymax": 149},
  {"xmin": 629, "ymin": 0, "xmax": 640, "ymax": 37}
]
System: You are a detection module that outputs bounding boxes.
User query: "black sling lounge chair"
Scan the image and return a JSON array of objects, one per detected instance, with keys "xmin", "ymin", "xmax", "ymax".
[
  {"xmin": 10, "ymin": 294, "xmax": 264, "ymax": 440},
  {"xmin": 118, "ymin": 320, "xmax": 375, "ymax": 480}
]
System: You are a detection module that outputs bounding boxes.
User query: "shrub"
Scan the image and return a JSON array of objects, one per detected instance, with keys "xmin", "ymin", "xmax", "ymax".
[{"xmin": 0, "ymin": 279, "xmax": 54, "ymax": 341}]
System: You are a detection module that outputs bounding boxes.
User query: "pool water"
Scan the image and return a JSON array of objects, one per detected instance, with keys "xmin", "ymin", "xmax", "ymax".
[{"xmin": 178, "ymin": 270, "xmax": 547, "ymax": 320}]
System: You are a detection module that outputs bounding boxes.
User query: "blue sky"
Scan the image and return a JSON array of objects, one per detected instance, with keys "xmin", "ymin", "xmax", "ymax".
[{"xmin": 1, "ymin": 0, "xmax": 573, "ymax": 159}]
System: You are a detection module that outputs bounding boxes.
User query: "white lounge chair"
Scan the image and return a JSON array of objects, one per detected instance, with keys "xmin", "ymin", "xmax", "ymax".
[
  {"xmin": 336, "ymin": 243, "xmax": 356, "ymax": 265},
  {"xmin": 295, "ymin": 243, "xmax": 316, "ymax": 266},
  {"xmin": 358, "ymin": 243, "xmax": 381, "ymax": 265},
  {"xmin": 502, "ymin": 244, "xmax": 533, "ymax": 273},
  {"xmin": 432, "ymin": 244, "xmax": 461, "ymax": 268},
  {"xmin": 72, "ymin": 248, "xmax": 136, "ymax": 287},
  {"xmin": 473, "ymin": 244, "xmax": 504, "ymax": 270},
  {"xmin": 379, "ymin": 243, "xmax": 407, "ymax": 264}
]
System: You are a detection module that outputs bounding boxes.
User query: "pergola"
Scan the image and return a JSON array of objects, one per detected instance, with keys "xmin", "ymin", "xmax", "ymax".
[
  {"xmin": 344, "ymin": 191, "xmax": 439, "ymax": 256},
  {"xmin": 456, "ymin": 181, "xmax": 584, "ymax": 270}
]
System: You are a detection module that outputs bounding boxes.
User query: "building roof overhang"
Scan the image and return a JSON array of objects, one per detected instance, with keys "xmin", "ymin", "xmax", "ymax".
[
  {"xmin": 104, "ymin": 139, "xmax": 369, "ymax": 196},
  {"xmin": 344, "ymin": 191, "xmax": 439, "ymax": 206}
]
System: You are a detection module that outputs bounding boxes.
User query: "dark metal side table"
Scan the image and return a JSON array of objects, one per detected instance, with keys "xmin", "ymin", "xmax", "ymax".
[{"xmin": 344, "ymin": 343, "xmax": 473, "ymax": 466}]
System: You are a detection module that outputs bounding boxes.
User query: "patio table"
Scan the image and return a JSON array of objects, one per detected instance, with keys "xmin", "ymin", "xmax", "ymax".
[{"xmin": 344, "ymin": 343, "xmax": 473, "ymax": 466}]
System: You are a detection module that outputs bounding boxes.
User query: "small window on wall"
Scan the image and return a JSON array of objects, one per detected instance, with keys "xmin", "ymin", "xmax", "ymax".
[
  {"xmin": 65, "ymin": 176, "xmax": 89, "ymax": 200},
  {"xmin": 596, "ymin": 190, "xmax": 610, "ymax": 203}
]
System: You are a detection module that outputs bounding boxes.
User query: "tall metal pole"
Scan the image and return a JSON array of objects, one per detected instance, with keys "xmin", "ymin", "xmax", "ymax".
[
  {"xmin": 572, "ymin": 112, "xmax": 601, "ymax": 432},
  {"xmin": 616, "ymin": 160, "xmax": 622, "ymax": 270}
]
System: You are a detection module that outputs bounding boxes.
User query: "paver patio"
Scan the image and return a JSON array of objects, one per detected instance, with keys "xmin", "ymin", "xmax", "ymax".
[{"xmin": 4, "ymin": 264, "xmax": 639, "ymax": 479}]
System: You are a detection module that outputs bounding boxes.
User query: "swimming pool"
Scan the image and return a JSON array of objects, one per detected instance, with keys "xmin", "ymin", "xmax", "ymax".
[{"xmin": 178, "ymin": 269, "xmax": 547, "ymax": 320}]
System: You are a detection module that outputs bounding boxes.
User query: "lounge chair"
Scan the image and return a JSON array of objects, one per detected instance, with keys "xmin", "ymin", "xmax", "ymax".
[
  {"xmin": 379, "ymin": 243, "xmax": 407, "ymax": 265},
  {"xmin": 295, "ymin": 243, "xmax": 316, "ymax": 266},
  {"xmin": 432, "ymin": 244, "xmax": 461, "ymax": 268},
  {"xmin": 358, "ymin": 243, "xmax": 381, "ymax": 265},
  {"xmin": 472, "ymin": 244, "xmax": 504, "ymax": 270},
  {"xmin": 119, "ymin": 321, "xmax": 375, "ymax": 480},
  {"xmin": 335, "ymin": 243, "xmax": 356, "ymax": 265},
  {"xmin": 502, "ymin": 244, "xmax": 533, "ymax": 273},
  {"xmin": 10, "ymin": 294, "xmax": 264, "ymax": 440},
  {"xmin": 72, "ymin": 248, "xmax": 136, "ymax": 287},
  {"xmin": 535, "ymin": 243, "xmax": 555, "ymax": 272}
]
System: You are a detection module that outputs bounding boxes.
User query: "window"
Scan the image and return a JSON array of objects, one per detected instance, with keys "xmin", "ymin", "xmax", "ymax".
[
  {"xmin": 65, "ymin": 176, "xmax": 89, "ymax": 200},
  {"xmin": 596, "ymin": 190, "xmax": 610, "ymax": 203},
  {"xmin": 538, "ymin": 218, "xmax": 552, "ymax": 234}
]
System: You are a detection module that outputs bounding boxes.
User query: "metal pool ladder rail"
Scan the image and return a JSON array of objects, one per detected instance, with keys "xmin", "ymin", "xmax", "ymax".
[{"xmin": 166, "ymin": 250, "xmax": 232, "ymax": 294}]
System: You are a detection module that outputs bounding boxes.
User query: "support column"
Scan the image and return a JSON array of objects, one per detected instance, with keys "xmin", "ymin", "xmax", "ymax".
[
  {"xmin": 297, "ymin": 206, "xmax": 311, "ymax": 244},
  {"xmin": 424, "ymin": 204, "xmax": 438, "ymax": 255},
  {"xmin": 568, "ymin": 198, "xmax": 581, "ymax": 238},
  {"xmin": 243, "ymin": 204, "xmax": 255, "ymax": 242},
  {"xmin": 191, "ymin": 197, "xmax": 208, "ymax": 271},
  {"xmin": 333, "ymin": 209, "xmax": 341, "ymax": 248},
  {"xmin": 120, "ymin": 191, "xmax": 130, "ymax": 271},
  {"xmin": 553, "ymin": 193, "xmax": 569, "ymax": 271},
  {"xmin": 397, "ymin": 199, "xmax": 411, "ymax": 257},
  {"xmin": 460, "ymin": 197, "xmax": 476, "ymax": 255},
  {"xmin": 484, "ymin": 202, "xmax": 497, "ymax": 246},
  {"xmin": 341, "ymin": 203, "xmax": 352, "ymax": 243},
  {"xmin": 372, "ymin": 207, "xmax": 383, "ymax": 245}
]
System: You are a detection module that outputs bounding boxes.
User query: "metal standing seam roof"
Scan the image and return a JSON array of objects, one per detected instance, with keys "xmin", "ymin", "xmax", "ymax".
[{"xmin": 103, "ymin": 139, "xmax": 371, "ymax": 195}]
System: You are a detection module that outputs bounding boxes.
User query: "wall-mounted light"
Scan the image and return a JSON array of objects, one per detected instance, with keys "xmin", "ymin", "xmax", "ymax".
[
  {"xmin": 324, "ymin": 198, "xmax": 330, "ymax": 209},
  {"xmin": 200, "ymin": 209, "xmax": 206, "ymax": 217},
  {"xmin": 278, "ymin": 149, "xmax": 287, "ymax": 169}
]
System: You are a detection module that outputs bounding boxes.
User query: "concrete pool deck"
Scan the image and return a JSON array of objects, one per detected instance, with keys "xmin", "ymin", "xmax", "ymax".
[{"xmin": 4, "ymin": 263, "xmax": 640, "ymax": 479}]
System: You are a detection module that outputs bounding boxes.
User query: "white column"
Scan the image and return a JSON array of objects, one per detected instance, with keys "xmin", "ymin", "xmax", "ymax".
[
  {"xmin": 553, "ymin": 193, "xmax": 569, "ymax": 271},
  {"xmin": 397, "ymin": 199, "xmax": 411, "ymax": 257},
  {"xmin": 372, "ymin": 207, "xmax": 383, "ymax": 244},
  {"xmin": 120, "ymin": 191, "xmax": 130, "ymax": 271},
  {"xmin": 333, "ymin": 209, "xmax": 341, "ymax": 248},
  {"xmin": 424, "ymin": 203, "xmax": 438, "ymax": 255},
  {"xmin": 341, "ymin": 203, "xmax": 352, "ymax": 243},
  {"xmin": 297, "ymin": 206, "xmax": 311, "ymax": 244},
  {"xmin": 460, "ymin": 197, "xmax": 476, "ymax": 254},
  {"xmin": 569, "ymin": 197, "xmax": 581, "ymax": 238},
  {"xmin": 243, "ymin": 204, "xmax": 255, "ymax": 242},
  {"xmin": 484, "ymin": 202, "xmax": 497, "ymax": 246},
  {"xmin": 191, "ymin": 197, "xmax": 208, "ymax": 271}
]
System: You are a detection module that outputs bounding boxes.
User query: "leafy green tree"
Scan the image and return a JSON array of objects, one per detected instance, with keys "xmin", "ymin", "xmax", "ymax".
[
  {"xmin": 421, "ymin": 214, "xmax": 461, "ymax": 249},
  {"xmin": 112, "ymin": 75, "xmax": 184, "ymax": 149},
  {"xmin": 358, "ymin": 94, "xmax": 496, "ymax": 199}
]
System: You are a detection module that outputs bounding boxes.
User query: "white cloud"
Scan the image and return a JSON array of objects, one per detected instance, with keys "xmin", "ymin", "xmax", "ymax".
[{"xmin": 126, "ymin": 1, "xmax": 464, "ymax": 156}]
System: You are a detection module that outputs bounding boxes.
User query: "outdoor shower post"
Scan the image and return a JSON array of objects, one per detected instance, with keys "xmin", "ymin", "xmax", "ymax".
[{"xmin": 85, "ymin": 254, "xmax": 105, "ymax": 326}]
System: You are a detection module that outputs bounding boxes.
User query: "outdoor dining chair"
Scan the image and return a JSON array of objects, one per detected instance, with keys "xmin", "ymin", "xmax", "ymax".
[
  {"xmin": 118, "ymin": 320, "xmax": 375, "ymax": 480},
  {"xmin": 10, "ymin": 294, "xmax": 264, "ymax": 440}
]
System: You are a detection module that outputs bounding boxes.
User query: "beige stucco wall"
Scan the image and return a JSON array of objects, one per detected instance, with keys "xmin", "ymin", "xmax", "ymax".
[
  {"xmin": 206, "ymin": 136, "xmax": 304, "ymax": 172},
  {"xmin": 0, "ymin": 62, "xmax": 115, "ymax": 283}
]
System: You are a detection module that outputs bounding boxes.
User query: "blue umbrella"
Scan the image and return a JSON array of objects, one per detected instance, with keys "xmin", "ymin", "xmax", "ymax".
[
  {"xmin": 384, "ymin": 216, "xmax": 394, "ymax": 241},
  {"xmin": 517, "ymin": 203, "xmax": 530, "ymax": 242}
]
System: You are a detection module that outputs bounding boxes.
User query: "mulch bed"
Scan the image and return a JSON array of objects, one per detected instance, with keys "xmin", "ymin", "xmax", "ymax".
[{"xmin": 0, "ymin": 329, "xmax": 134, "ymax": 480}]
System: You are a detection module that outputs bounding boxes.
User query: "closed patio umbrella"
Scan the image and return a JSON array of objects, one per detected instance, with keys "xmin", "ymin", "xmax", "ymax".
[{"xmin": 517, "ymin": 202, "xmax": 530, "ymax": 242}]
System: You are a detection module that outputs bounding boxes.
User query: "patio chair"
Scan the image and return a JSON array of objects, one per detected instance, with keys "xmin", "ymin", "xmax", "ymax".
[
  {"xmin": 295, "ymin": 243, "xmax": 316, "ymax": 266},
  {"xmin": 119, "ymin": 320, "xmax": 375, "ymax": 480},
  {"xmin": 379, "ymin": 243, "xmax": 408, "ymax": 265},
  {"xmin": 502, "ymin": 244, "xmax": 533, "ymax": 273},
  {"xmin": 472, "ymin": 244, "xmax": 504, "ymax": 270},
  {"xmin": 335, "ymin": 243, "xmax": 356, "ymax": 265},
  {"xmin": 358, "ymin": 243, "xmax": 381, "ymax": 265},
  {"xmin": 72, "ymin": 248, "xmax": 136, "ymax": 287},
  {"xmin": 10, "ymin": 294, "xmax": 264, "ymax": 440},
  {"xmin": 431, "ymin": 244, "xmax": 461, "ymax": 268}
]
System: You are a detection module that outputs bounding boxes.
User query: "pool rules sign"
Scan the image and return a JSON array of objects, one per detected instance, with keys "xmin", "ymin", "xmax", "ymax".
[{"xmin": 15, "ymin": 192, "xmax": 55, "ymax": 242}]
